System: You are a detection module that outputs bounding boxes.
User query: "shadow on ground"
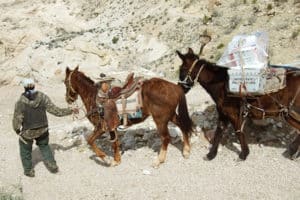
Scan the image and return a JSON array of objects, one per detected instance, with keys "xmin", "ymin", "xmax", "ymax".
[
  {"xmin": 31, "ymin": 140, "xmax": 81, "ymax": 167},
  {"xmin": 192, "ymin": 104, "xmax": 300, "ymax": 160}
]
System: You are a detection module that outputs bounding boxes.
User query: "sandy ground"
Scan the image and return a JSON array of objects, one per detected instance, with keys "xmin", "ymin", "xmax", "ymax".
[
  {"xmin": 0, "ymin": 0, "xmax": 299, "ymax": 199},
  {"xmin": 0, "ymin": 82, "xmax": 299, "ymax": 200}
]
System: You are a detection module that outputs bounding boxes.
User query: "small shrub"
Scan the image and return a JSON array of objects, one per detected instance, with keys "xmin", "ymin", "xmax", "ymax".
[
  {"xmin": 203, "ymin": 15, "xmax": 212, "ymax": 25},
  {"xmin": 214, "ymin": 51, "xmax": 223, "ymax": 61},
  {"xmin": 291, "ymin": 29, "xmax": 300, "ymax": 39},
  {"xmin": 217, "ymin": 43, "xmax": 224, "ymax": 49},
  {"xmin": 112, "ymin": 36, "xmax": 119, "ymax": 44},
  {"xmin": 177, "ymin": 17, "xmax": 184, "ymax": 23}
]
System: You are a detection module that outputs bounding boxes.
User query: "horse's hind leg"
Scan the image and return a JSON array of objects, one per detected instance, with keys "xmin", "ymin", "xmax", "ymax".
[
  {"xmin": 152, "ymin": 122, "xmax": 170, "ymax": 168},
  {"xmin": 182, "ymin": 131, "xmax": 191, "ymax": 159},
  {"xmin": 288, "ymin": 134, "xmax": 300, "ymax": 159},
  {"xmin": 283, "ymin": 117, "xmax": 300, "ymax": 159},
  {"xmin": 171, "ymin": 116, "xmax": 190, "ymax": 159}
]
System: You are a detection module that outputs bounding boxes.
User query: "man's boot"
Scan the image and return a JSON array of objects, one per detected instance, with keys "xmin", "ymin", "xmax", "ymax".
[
  {"xmin": 44, "ymin": 161, "xmax": 59, "ymax": 173},
  {"xmin": 24, "ymin": 169, "xmax": 35, "ymax": 177}
]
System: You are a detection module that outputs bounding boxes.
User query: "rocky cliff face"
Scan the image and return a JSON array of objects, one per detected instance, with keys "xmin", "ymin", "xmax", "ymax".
[{"xmin": 0, "ymin": 0, "xmax": 299, "ymax": 85}]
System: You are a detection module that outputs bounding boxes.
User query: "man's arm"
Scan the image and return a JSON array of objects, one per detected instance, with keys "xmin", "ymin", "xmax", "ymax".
[
  {"xmin": 43, "ymin": 94, "xmax": 73, "ymax": 117},
  {"xmin": 12, "ymin": 101, "xmax": 23, "ymax": 133}
]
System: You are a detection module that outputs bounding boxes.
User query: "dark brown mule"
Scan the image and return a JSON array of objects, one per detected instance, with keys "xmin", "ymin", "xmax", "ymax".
[
  {"xmin": 176, "ymin": 47, "xmax": 300, "ymax": 161},
  {"xmin": 64, "ymin": 66, "xmax": 194, "ymax": 167}
]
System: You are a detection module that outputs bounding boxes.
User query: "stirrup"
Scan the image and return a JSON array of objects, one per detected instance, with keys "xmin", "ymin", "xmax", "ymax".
[
  {"xmin": 108, "ymin": 131, "xmax": 118, "ymax": 143},
  {"xmin": 109, "ymin": 137, "xmax": 118, "ymax": 143},
  {"xmin": 117, "ymin": 125, "xmax": 128, "ymax": 132}
]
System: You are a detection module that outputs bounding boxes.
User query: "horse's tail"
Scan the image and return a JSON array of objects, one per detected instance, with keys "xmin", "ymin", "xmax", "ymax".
[{"xmin": 177, "ymin": 93, "xmax": 194, "ymax": 137}]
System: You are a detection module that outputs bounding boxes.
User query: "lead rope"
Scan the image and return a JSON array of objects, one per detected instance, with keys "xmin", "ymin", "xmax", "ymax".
[
  {"xmin": 290, "ymin": 87, "xmax": 300, "ymax": 109},
  {"xmin": 70, "ymin": 101, "xmax": 86, "ymax": 121}
]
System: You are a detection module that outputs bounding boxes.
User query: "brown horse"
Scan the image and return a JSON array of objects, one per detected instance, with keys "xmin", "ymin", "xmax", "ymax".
[
  {"xmin": 64, "ymin": 66, "xmax": 194, "ymax": 167},
  {"xmin": 176, "ymin": 47, "xmax": 300, "ymax": 161}
]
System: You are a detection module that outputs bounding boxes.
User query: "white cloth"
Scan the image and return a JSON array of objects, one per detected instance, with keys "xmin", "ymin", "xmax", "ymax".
[{"xmin": 21, "ymin": 78, "xmax": 35, "ymax": 88}]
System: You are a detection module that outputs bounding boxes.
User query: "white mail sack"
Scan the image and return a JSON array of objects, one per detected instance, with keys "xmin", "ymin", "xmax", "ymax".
[{"xmin": 217, "ymin": 31, "xmax": 269, "ymax": 69}]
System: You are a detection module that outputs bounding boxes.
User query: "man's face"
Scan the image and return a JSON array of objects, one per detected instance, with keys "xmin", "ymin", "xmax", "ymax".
[{"xmin": 101, "ymin": 82, "xmax": 110, "ymax": 92}]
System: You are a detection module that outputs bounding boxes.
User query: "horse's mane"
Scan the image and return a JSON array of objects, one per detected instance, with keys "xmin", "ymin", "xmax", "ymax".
[
  {"xmin": 201, "ymin": 59, "xmax": 229, "ymax": 82},
  {"xmin": 76, "ymin": 70, "xmax": 95, "ymax": 85}
]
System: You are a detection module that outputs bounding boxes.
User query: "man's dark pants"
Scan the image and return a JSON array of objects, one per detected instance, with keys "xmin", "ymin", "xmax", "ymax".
[{"xmin": 19, "ymin": 131, "xmax": 56, "ymax": 173}]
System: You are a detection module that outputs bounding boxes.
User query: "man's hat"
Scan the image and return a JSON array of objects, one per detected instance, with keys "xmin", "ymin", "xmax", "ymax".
[
  {"xmin": 21, "ymin": 78, "xmax": 35, "ymax": 88},
  {"xmin": 96, "ymin": 73, "xmax": 115, "ymax": 83}
]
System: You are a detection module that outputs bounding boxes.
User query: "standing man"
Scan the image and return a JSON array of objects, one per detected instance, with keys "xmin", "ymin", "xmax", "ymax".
[{"xmin": 12, "ymin": 78, "xmax": 78, "ymax": 177}]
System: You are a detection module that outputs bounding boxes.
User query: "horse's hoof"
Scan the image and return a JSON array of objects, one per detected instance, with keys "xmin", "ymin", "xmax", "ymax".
[
  {"xmin": 204, "ymin": 152, "xmax": 216, "ymax": 161},
  {"xmin": 287, "ymin": 150, "xmax": 300, "ymax": 160},
  {"xmin": 151, "ymin": 159, "xmax": 161, "ymax": 169},
  {"xmin": 183, "ymin": 153, "xmax": 190, "ymax": 159},
  {"xmin": 110, "ymin": 160, "xmax": 121, "ymax": 167},
  {"xmin": 238, "ymin": 153, "xmax": 247, "ymax": 161},
  {"xmin": 282, "ymin": 149, "xmax": 292, "ymax": 159},
  {"xmin": 183, "ymin": 151, "xmax": 190, "ymax": 159},
  {"xmin": 102, "ymin": 156, "xmax": 112, "ymax": 166}
]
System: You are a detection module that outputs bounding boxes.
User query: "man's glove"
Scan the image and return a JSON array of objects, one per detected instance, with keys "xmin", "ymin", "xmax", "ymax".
[{"xmin": 72, "ymin": 108, "xmax": 79, "ymax": 114}]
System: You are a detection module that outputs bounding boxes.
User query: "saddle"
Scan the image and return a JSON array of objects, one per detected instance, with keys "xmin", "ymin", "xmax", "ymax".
[
  {"xmin": 96, "ymin": 73, "xmax": 144, "ymax": 128},
  {"xmin": 107, "ymin": 73, "xmax": 144, "ymax": 100}
]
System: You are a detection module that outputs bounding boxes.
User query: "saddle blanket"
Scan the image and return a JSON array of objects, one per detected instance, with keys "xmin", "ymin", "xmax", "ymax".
[{"xmin": 115, "ymin": 90, "xmax": 142, "ymax": 119}]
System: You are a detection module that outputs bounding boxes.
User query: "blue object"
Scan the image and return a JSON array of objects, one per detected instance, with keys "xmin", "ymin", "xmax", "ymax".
[
  {"xmin": 119, "ymin": 109, "xmax": 143, "ymax": 120},
  {"xmin": 128, "ymin": 109, "xmax": 143, "ymax": 119}
]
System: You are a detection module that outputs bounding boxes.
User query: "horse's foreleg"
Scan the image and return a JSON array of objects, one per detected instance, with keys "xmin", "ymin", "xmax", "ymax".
[
  {"xmin": 233, "ymin": 119, "xmax": 249, "ymax": 160},
  {"xmin": 110, "ymin": 131, "xmax": 121, "ymax": 166},
  {"xmin": 153, "ymin": 123, "xmax": 170, "ymax": 168},
  {"xmin": 235, "ymin": 129, "xmax": 249, "ymax": 160},
  {"xmin": 87, "ymin": 130, "xmax": 108, "ymax": 161},
  {"xmin": 205, "ymin": 120, "xmax": 226, "ymax": 160}
]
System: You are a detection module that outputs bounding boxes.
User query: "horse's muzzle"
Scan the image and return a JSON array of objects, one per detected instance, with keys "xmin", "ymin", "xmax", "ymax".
[{"xmin": 177, "ymin": 81, "xmax": 192, "ymax": 94}]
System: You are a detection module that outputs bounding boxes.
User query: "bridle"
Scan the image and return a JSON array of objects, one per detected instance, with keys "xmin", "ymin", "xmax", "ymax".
[
  {"xmin": 178, "ymin": 59, "xmax": 205, "ymax": 89},
  {"xmin": 65, "ymin": 70, "xmax": 77, "ymax": 102}
]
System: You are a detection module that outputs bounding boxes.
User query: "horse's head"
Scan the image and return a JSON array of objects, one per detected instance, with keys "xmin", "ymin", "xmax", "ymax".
[
  {"xmin": 64, "ymin": 66, "xmax": 79, "ymax": 104},
  {"xmin": 177, "ymin": 35, "xmax": 211, "ymax": 93},
  {"xmin": 176, "ymin": 48, "xmax": 199, "ymax": 93}
]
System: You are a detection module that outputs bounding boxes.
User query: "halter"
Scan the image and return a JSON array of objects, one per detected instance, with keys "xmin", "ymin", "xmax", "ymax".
[
  {"xmin": 66, "ymin": 70, "xmax": 77, "ymax": 102},
  {"xmin": 178, "ymin": 59, "xmax": 205, "ymax": 89}
]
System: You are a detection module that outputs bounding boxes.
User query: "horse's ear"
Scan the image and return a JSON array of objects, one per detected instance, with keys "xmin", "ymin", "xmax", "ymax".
[
  {"xmin": 188, "ymin": 47, "xmax": 194, "ymax": 54},
  {"xmin": 74, "ymin": 65, "xmax": 79, "ymax": 71},
  {"xmin": 66, "ymin": 67, "xmax": 70, "ymax": 74},
  {"xmin": 176, "ymin": 50, "xmax": 184, "ymax": 60}
]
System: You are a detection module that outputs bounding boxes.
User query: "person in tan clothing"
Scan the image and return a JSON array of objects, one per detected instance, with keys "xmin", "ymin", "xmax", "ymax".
[{"xmin": 12, "ymin": 78, "xmax": 78, "ymax": 177}]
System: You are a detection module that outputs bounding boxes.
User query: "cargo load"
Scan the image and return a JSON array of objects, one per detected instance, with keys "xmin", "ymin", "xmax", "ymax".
[{"xmin": 217, "ymin": 31, "xmax": 286, "ymax": 95}]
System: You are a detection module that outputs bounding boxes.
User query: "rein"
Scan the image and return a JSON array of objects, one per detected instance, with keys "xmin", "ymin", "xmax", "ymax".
[
  {"xmin": 67, "ymin": 70, "xmax": 76, "ymax": 93},
  {"xmin": 66, "ymin": 70, "xmax": 77, "ymax": 102}
]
